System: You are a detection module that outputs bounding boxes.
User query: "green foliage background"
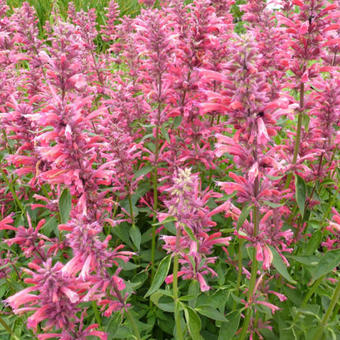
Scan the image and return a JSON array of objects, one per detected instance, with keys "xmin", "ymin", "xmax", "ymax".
[
  {"xmin": 6, "ymin": 0, "xmax": 141, "ymax": 33},
  {"xmin": 6, "ymin": 0, "xmax": 247, "ymax": 35}
]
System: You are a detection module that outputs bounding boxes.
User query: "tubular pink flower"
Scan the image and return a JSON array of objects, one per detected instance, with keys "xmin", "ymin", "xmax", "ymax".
[
  {"xmin": 6, "ymin": 286, "xmax": 37, "ymax": 310},
  {"xmin": 0, "ymin": 215, "xmax": 15, "ymax": 230},
  {"xmin": 255, "ymin": 300, "xmax": 280, "ymax": 314},
  {"xmin": 197, "ymin": 273, "xmax": 210, "ymax": 292}
]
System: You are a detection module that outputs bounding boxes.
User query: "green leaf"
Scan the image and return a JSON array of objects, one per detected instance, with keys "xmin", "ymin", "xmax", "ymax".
[
  {"xmin": 297, "ymin": 304, "xmax": 320, "ymax": 317},
  {"xmin": 288, "ymin": 255, "xmax": 319, "ymax": 266},
  {"xmin": 188, "ymin": 280, "xmax": 199, "ymax": 308},
  {"xmin": 141, "ymin": 132, "xmax": 154, "ymax": 142},
  {"xmin": 184, "ymin": 225, "xmax": 197, "ymax": 241},
  {"xmin": 263, "ymin": 201, "xmax": 284, "ymax": 208},
  {"xmin": 129, "ymin": 226, "xmax": 141, "ymax": 250},
  {"xmin": 295, "ymin": 174, "xmax": 306, "ymax": 216},
  {"xmin": 161, "ymin": 125, "xmax": 170, "ymax": 144},
  {"xmin": 270, "ymin": 247, "xmax": 297, "ymax": 284},
  {"xmin": 218, "ymin": 311, "xmax": 240, "ymax": 340},
  {"xmin": 146, "ymin": 142, "xmax": 156, "ymax": 153},
  {"xmin": 267, "ymin": 174, "xmax": 283, "ymax": 181},
  {"xmin": 41, "ymin": 216, "xmax": 58, "ymax": 237},
  {"xmin": 117, "ymin": 260, "xmax": 139, "ymax": 271},
  {"xmin": 112, "ymin": 222, "xmax": 133, "ymax": 248},
  {"xmin": 105, "ymin": 313, "xmax": 121, "ymax": 338},
  {"xmin": 0, "ymin": 279, "xmax": 8, "ymax": 299},
  {"xmin": 320, "ymin": 179, "xmax": 335, "ymax": 186},
  {"xmin": 311, "ymin": 248, "xmax": 340, "ymax": 281},
  {"xmin": 184, "ymin": 306, "xmax": 202, "ymax": 340},
  {"xmin": 59, "ymin": 188, "xmax": 72, "ymax": 224},
  {"xmin": 195, "ymin": 305, "xmax": 227, "ymax": 322},
  {"xmin": 179, "ymin": 295, "xmax": 196, "ymax": 302},
  {"xmin": 152, "ymin": 217, "xmax": 176, "ymax": 227},
  {"xmin": 158, "ymin": 301, "xmax": 175, "ymax": 313},
  {"xmin": 163, "ymin": 221, "xmax": 176, "ymax": 235},
  {"xmin": 133, "ymin": 165, "xmax": 153, "ymax": 180},
  {"xmin": 237, "ymin": 204, "xmax": 252, "ymax": 229},
  {"xmin": 131, "ymin": 271, "xmax": 148, "ymax": 290},
  {"xmin": 113, "ymin": 326, "xmax": 131, "ymax": 339},
  {"xmin": 303, "ymin": 230, "xmax": 322, "ymax": 256},
  {"xmin": 152, "ymin": 289, "xmax": 173, "ymax": 298},
  {"xmin": 173, "ymin": 116, "xmax": 182, "ymax": 128},
  {"xmin": 145, "ymin": 255, "xmax": 172, "ymax": 297},
  {"xmin": 220, "ymin": 228, "xmax": 234, "ymax": 233},
  {"xmin": 150, "ymin": 291, "xmax": 175, "ymax": 312}
]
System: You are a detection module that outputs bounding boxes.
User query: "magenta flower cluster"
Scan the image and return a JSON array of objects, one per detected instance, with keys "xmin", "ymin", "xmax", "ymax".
[{"xmin": 0, "ymin": 0, "xmax": 339, "ymax": 339}]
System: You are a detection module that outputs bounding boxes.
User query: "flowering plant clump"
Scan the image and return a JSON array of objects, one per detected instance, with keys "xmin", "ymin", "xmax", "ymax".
[{"xmin": 0, "ymin": 0, "xmax": 339, "ymax": 339}]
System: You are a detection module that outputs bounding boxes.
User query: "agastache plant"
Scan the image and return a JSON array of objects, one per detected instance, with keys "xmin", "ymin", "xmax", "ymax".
[
  {"xmin": 134, "ymin": 7, "xmax": 175, "ymax": 276},
  {"xmin": 160, "ymin": 168, "xmax": 230, "ymax": 339},
  {"xmin": 0, "ymin": 1, "xmax": 339, "ymax": 339},
  {"xmin": 277, "ymin": 0, "xmax": 338, "ymax": 188},
  {"xmin": 200, "ymin": 14, "xmax": 295, "ymax": 338}
]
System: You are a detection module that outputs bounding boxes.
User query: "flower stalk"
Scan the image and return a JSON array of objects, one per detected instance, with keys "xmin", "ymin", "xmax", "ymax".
[
  {"xmin": 240, "ymin": 174, "xmax": 260, "ymax": 339},
  {"xmin": 312, "ymin": 278, "xmax": 340, "ymax": 340},
  {"xmin": 233, "ymin": 238, "xmax": 245, "ymax": 311},
  {"xmin": 285, "ymin": 82, "xmax": 305, "ymax": 189},
  {"xmin": 239, "ymin": 204, "xmax": 260, "ymax": 340},
  {"xmin": 126, "ymin": 309, "xmax": 142, "ymax": 340},
  {"xmin": 173, "ymin": 224, "xmax": 184, "ymax": 340}
]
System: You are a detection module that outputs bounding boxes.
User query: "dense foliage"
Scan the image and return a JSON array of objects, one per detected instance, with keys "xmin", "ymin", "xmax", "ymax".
[{"xmin": 0, "ymin": 0, "xmax": 339, "ymax": 339}]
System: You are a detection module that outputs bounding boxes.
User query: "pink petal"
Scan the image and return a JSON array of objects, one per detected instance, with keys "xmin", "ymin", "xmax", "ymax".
[
  {"xmin": 197, "ymin": 273, "xmax": 210, "ymax": 292},
  {"xmin": 256, "ymin": 300, "xmax": 280, "ymax": 313}
]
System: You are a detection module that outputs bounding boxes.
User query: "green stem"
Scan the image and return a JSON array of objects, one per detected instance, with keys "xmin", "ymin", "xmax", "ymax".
[
  {"xmin": 151, "ymin": 73, "xmax": 162, "ymax": 278},
  {"xmin": 105, "ymin": 199, "xmax": 119, "ymax": 236},
  {"xmin": 302, "ymin": 276, "xmax": 325, "ymax": 308},
  {"xmin": 126, "ymin": 309, "xmax": 142, "ymax": 340},
  {"xmin": 92, "ymin": 301, "xmax": 102, "ymax": 327},
  {"xmin": 2, "ymin": 129, "xmax": 13, "ymax": 154},
  {"xmin": 312, "ymin": 278, "xmax": 340, "ymax": 340},
  {"xmin": 0, "ymin": 315, "xmax": 14, "ymax": 336},
  {"xmin": 112, "ymin": 280, "xmax": 141, "ymax": 340},
  {"xmin": 285, "ymin": 82, "xmax": 305, "ymax": 189},
  {"xmin": 128, "ymin": 193, "xmax": 135, "ymax": 228},
  {"xmin": 210, "ymin": 113, "xmax": 214, "ymax": 126},
  {"xmin": 331, "ymin": 302, "xmax": 340, "ymax": 322},
  {"xmin": 0, "ymin": 169, "xmax": 24, "ymax": 214},
  {"xmin": 217, "ymin": 112, "xmax": 221, "ymax": 125},
  {"xmin": 151, "ymin": 166, "xmax": 158, "ymax": 280},
  {"xmin": 151, "ymin": 119, "xmax": 160, "ymax": 281},
  {"xmin": 10, "ymin": 262, "xmax": 21, "ymax": 281},
  {"xmin": 239, "ymin": 204, "xmax": 259, "ymax": 340},
  {"xmin": 291, "ymin": 275, "xmax": 326, "ymax": 329},
  {"xmin": 233, "ymin": 239, "xmax": 245, "ymax": 310},
  {"xmin": 173, "ymin": 225, "xmax": 184, "ymax": 340}
]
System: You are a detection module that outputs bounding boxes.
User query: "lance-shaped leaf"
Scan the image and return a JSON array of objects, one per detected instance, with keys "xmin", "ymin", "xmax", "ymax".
[
  {"xmin": 145, "ymin": 255, "xmax": 172, "ymax": 297},
  {"xmin": 59, "ymin": 188, "xmax": 72, "ymax": 224}
]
